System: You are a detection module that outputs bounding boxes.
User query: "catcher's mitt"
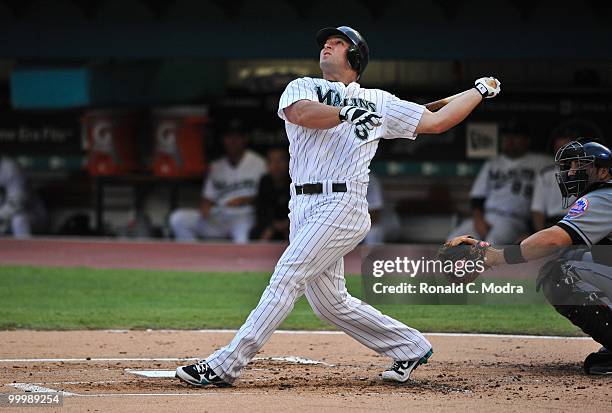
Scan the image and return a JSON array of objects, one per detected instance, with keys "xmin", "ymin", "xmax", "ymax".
[{"xmin": 436, "ymin": 239, "xmax": 489, "ymax": 283}]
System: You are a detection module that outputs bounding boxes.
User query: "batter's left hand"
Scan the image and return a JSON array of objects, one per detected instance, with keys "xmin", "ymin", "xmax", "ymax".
[{"xmin": 339, "ymin": 106, "xmax": 382, "ymax": 140}]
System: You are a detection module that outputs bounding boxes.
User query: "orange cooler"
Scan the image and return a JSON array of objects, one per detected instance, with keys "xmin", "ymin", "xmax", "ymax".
[
  {"xmin": 83, "ymin": 110, "xmax": 138, "ymax": 176},
  {"xmin": 152, "ymin": 106, "xmax": 208, "ymax": 177}
]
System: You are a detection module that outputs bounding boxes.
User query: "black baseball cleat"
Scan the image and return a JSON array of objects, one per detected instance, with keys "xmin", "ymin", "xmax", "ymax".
[
  {"xmin": 382, "ymin": 348, "xmax": 433, "ymax": 383},
  {"xmin": 583, "ymin": 347, "xmax": 612, "ymax": 375},
  {"xmin": 175, "ymin": 361, "xmax": 231, "ymax": 387}
]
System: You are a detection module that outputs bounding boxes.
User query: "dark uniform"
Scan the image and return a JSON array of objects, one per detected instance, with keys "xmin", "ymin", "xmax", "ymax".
[{"xmin": 538, "ymin": 141, "xmax": 612, "ymax": 375}]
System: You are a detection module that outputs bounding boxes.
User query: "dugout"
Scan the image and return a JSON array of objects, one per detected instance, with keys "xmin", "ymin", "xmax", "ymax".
[{"xmin": 1, "ymin": 0, "xmax": 611, "ymax": 240}]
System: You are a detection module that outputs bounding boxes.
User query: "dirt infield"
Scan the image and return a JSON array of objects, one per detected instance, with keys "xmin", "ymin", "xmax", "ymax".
[{"xmin": 0, "ymin": 330, "xmax": 609, "ymax": 412}]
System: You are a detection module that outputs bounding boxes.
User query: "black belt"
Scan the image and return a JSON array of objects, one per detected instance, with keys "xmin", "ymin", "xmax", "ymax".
[{"xmin": 295, "ymin": 182, "xmax": 347, "ymax": 195}]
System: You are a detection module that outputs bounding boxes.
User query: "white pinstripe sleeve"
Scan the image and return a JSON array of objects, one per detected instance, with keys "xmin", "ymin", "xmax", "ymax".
[
  {"xmin": 277, "ymin": 77, "xmax": 319, "ymax": 121},
  {"xmin": 382, "ymin": 94, "xmax": 425, "ymax": 140}
]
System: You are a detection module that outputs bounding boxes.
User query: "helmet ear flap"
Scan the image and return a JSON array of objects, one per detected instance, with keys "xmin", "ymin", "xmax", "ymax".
[{"xmin": 346, "ymin": 44, "xmax": 360, "ymax": 72}]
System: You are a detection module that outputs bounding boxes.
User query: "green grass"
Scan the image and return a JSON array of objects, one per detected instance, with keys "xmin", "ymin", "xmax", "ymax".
[{"xmin": 0, "ymin": 265, "xmax": 583, "ymax": 336}]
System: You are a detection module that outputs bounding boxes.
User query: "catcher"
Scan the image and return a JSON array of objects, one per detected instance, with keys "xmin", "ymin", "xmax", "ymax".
[{"xmin": 443, "ymin": 139, "xmax": 612, "ymax": 375}]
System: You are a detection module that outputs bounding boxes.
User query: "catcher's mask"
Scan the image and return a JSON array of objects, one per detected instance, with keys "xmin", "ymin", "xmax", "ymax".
[
  {"xmin": 555, "ymin": 140, "xmax": 612, "ymax": 208},
  {"xmin": 316, "ymin": 26, "xmax": 369, "ymax": 80}
]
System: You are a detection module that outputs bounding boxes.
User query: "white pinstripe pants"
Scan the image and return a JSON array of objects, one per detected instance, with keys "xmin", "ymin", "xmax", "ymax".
[{"xmin": 206, "ymin": 187, "xmax": 431, "ymax": 383}]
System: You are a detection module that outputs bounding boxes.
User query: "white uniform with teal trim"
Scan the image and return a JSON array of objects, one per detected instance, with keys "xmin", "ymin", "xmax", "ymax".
[
  {"xmin": 449, "ymin": 153, "xmax": 550, "ymax": 244},
  {"xmin": 205, "ymin": 77, "xmax": 432, "ymax": 383}
]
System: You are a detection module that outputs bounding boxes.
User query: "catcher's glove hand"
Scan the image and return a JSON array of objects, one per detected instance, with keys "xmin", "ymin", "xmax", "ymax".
[{"xmin": 437, "ymin": 236, "xmax": 490, "ymax": 283}]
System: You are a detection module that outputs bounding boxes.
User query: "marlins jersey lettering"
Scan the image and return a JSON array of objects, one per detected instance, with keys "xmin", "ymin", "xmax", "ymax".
[
  {"xmin": 557, "ymin": 182, "xmax": 612, "ymax": 247},
  {"xmin": 277, "ymin": 77, "xmax": 424, "ymax": 184},
  {"xmin": 203, "ymin": 150, "xmax": 266, "ymax": 214},
  {"xmin": 471, "ymin": 153, "xmax": 551, "ymax": 220}
]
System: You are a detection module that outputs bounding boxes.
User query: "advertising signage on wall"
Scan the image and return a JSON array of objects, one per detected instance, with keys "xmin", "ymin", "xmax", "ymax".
[{"xmin": 0, "ymin": 110, "xmax": 82, "ymax": 154}]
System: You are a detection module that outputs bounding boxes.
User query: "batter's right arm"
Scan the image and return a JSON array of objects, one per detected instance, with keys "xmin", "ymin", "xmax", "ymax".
[
  {"xmin": 284, "ymin": 100, "xmax": 341, "ymax": 129},
  {"xmin": 285, "ymin": 100, "xmax": 382, "ymax": 138}
]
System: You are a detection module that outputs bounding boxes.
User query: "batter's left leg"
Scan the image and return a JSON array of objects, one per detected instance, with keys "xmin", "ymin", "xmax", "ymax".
[{"xmin": 305, "ymin": 257, "xmax": 431, "ymax": 361}]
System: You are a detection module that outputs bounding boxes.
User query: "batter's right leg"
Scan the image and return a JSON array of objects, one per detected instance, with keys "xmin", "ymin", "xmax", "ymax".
[{"xmin": 305, "ymin": 258, "xmax": 431, "ymax": 362}]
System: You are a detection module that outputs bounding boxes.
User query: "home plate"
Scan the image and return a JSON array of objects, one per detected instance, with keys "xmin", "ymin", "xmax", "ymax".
[{"xmin": 126, "ymin": 369, "xmax": 176, "ymax": 378}]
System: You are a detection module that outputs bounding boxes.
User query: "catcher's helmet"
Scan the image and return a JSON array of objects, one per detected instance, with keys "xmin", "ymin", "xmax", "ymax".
[
  {"xmin": 555, "ymin": 140, "xmax": 612, "ymax": 207},
  {"xmin": 316, "ymin": 26, "xmax": 369, "ymax": 80}
]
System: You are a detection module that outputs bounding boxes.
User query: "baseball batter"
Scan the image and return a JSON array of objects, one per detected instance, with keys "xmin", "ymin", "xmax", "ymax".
[{"xmin": 176, "ymin": 26, "xmax": 501, "ymax": 387}]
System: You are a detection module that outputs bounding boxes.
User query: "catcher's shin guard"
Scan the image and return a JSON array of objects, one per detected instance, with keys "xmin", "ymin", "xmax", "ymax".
[
  {"xmin": 537, "ymin": 259, "xmax": 612, "ymax": 350},
  {"xmin": 584, "ymin": 348, "xmax": 612, "ymax": 375}
]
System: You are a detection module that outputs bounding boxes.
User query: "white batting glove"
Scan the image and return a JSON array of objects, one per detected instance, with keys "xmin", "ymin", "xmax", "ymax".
[
  {"xmin": 474, "ymin": 77, "xmax": 501, "ymax": 99},
  {"xmin": 339, "ymin": 106, "xmax": 382, "ymax": 140}
]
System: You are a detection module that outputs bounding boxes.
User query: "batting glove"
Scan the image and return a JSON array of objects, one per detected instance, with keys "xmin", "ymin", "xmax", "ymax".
[
  {"xmin": 339, "ymin": 106, "xmax": 382, "ymax": 140},
  {"xmin": 474, "ymin": 77, "xmax": 501, "ymax": 99}
]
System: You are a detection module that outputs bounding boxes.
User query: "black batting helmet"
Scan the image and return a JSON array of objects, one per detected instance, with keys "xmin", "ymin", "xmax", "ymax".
[
  {"xmin": 316, "ymin": 26, "xmax": 369, "ymax": 80},
  {"xmin": 555, "ymin": 140, "xmax": 612, "ymax": 207}
]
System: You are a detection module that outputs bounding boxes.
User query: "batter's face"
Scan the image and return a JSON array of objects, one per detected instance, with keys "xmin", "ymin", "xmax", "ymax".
[{"xmin": 319, "ymin": 36, "xmax": 354, "ymax": 78}]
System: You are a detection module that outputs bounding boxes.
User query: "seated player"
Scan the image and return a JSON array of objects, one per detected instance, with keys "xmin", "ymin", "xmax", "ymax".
[
  {"xmin": 448, "ymin": 123, "xmax": 549, "ymax": 244},
  {"xmin": 169, "ymin": 121, "xmax": 266, "ymax": 244},
  {"xmin": 250, "ymin": 147, "xmax": 290, "ymax": 241},
  {"xmin": 0, "ymin": 155, "xmax": 47, "ymax": 238}
]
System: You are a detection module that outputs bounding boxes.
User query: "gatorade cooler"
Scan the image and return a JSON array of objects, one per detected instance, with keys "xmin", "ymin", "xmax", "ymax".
[
  {"xmin": 83, "ymin": 110, "xmax": 138, "ymax": 176},
  {"xmin": 151, "ymin": 106, "xmax": 208, "ymax": 177}
]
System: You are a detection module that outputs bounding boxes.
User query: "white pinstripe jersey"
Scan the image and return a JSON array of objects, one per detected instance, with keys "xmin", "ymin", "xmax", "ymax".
[{"xmin": 277, "ymin": 77, "xmax": 424, "ymax": 185}]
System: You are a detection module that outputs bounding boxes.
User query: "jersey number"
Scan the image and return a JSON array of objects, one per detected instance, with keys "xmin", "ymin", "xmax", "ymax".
[{"xmin": 511, "ymin": 181, "xmax": 533, "ymax": 198}]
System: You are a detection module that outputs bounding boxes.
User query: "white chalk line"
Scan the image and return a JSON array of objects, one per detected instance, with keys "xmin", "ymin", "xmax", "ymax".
[
  {"xmin": 425, "ymin": 332, "xmax": 591, "ymax": 340},
  {"xmin": 0, "ymin": 355, "xmax": 333, "ymax": 365},
  {"xmin": 104, "ymin": 328, "xmax": 591, "ymax": 341},
  {"xmin": 0, "ymin": 357, "xmax": 198, "ymax": 363},
  {"xmin": 5, "ymin": 384, "xmax": 263, "ymax": 398},
  {"xmin": 4, "ymin": 328, "xmax": 589, "ymax": 340},
  {"xmin": 11, "ymin": 380, "xmax": 125, "ymax": 386},
  {"xmin": 75, "ymin": 392, "xmax": 266, "ymax": 398}
]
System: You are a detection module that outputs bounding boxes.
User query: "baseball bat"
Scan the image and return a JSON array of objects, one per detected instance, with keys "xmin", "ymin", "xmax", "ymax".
[{"xmin": 424, "ymin": 90, "xmax": 470, "ymax": 112}]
